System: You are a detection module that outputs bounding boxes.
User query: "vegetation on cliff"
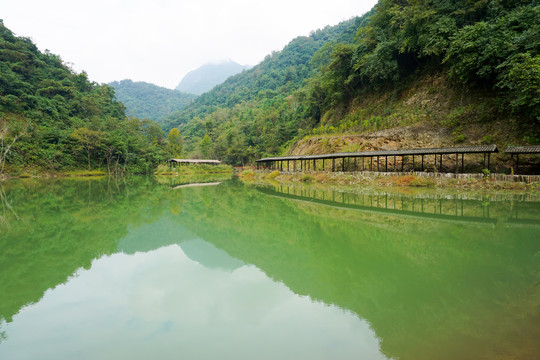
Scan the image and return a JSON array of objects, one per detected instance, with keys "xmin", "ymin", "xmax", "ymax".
[
  {"xmin": 308, "ymin": 0, "xmax": 540, "ymax": 134},
  {"xmin": 166, "ymin": 0, "xmax": 539, "ymax": 165}
]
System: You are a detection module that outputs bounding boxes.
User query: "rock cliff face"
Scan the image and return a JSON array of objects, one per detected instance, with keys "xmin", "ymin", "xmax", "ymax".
[
  {"xmin": 287, "ymin": 124, "xmax": 512, "ymax": 172},
  {"xmin": 289, "ymin": 126, "xmax": 453, "ymax": 156}
]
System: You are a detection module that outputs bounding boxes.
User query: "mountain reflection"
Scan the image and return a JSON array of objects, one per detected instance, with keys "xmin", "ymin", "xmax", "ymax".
[{"xmin": 1, "ymin": 177, "xmax": 539, "ymax": 360}]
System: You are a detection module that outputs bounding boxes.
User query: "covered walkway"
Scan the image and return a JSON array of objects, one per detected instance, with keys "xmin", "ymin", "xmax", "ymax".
[
  {"xmin": 505, "ymin": 145, "xmax": 540, "ymax": 174},
  {"xmin": 168, "ymin": 158, "xmax": 221, "ymax": 166},
  {"xmin": 256, "ymin": 145, "xmax": 499, "ymax": 174}
]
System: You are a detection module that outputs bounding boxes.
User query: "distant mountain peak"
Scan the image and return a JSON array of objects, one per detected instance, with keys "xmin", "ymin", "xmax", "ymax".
[{"xmin": 175, "ymin": 60, "xmax": 251, "ymax": 95}]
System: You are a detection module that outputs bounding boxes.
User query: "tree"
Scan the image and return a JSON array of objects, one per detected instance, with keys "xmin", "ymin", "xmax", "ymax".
[
  {"xmin": 199, "ymin": 134, "xmax": 212, "ymax": 158},
  {"xmin": 497, "ymin": 53, "xmax": 540, "ymax": 119},
  {"xmin": 71, "ymin": 127, "xmax": 104, "ymax": 169},
  {"xmin": 103, "ymin": 130, "xmax": 127, "ymax": 174},
  {"xmin": 141, "ymin": 119, "xmax": 164, "ymax": 146},
  {"xmin": 167, "ymin": 128, "xmax": 183, "ymax": 158},
  {"xmin": 0, "ymin": 114, "xmax": 27, "ymax": 173}
]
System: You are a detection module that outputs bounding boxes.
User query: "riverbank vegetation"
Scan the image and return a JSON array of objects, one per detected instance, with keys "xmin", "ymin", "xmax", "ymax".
[{"xmin": 153, "ymin": 163, "xmax": 233, "ymax": 176}]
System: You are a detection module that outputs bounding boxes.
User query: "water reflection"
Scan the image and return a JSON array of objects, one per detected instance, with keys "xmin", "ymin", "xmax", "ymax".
[
  {"xmin": 154, "ymin": 173, "xmax": 232, "ymax": 188},
  {"xmin": 256, "ymin": 182, "xmax": 540, "ymax": 226},
  {"xmin": 0, "ymin": 177, "xmax": 539, "ymax": 360},
  {"xmin": 0, "ymin": 245, "xmax": 388, "ymax": 360},
  {"xmin": 117, "ymin": 216, "xmax": 244, "ymax": 271}
]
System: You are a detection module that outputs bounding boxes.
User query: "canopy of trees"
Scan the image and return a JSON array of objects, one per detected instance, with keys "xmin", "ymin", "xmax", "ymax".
[{"xmin": 0, "ymin": 21, "xmax": 176, "ymax": 173}]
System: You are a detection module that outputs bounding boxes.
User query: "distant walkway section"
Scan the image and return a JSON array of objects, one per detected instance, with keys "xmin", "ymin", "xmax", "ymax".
[
  {"xmin": 505, "ymin": 145, "xmax": 540, "ymax": 174},
  {"xmin": 256, "ymin": 145, "xmax": 498, "ymax": 174},
  {"xmin": 169, "ymin": 159, "xmax": 221, "ymax": 165}
]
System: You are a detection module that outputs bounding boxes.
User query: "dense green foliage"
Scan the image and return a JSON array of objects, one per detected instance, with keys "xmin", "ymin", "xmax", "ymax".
[
  {"xmin": 0, "ymin": 21, "xmax": 172, "ymax": 173},
  {"xmin": 347, "ymin": 0, "xmax": 540, "ymax": 114},
  {"xmin": 109, "ymin": 79, "xmax": 196, "ymax": 124},
  {"xmin": 307, "ymin": 0, "xmax": 540, "ymax": 136},
  {"xmin": 166, "ymin": 1, "xmax": 539, "ymax": 165}
]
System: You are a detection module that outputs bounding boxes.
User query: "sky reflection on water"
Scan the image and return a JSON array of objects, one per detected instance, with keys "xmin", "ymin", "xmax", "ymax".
[{"xmin": 1, "ymin": 242, "xmax": 388, "ymax": 360}]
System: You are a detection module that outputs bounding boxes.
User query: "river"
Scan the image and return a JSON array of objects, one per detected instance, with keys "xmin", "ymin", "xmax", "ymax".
[{"xmin": 1, "ymin": 176, "xmax": 539, "ymax": 359}]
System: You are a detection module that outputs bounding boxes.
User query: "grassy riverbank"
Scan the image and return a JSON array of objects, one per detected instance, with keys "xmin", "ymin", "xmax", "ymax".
[
  {"xmin": 0, "ymin": 168, "xmax": 108, "ymax": 180},
  {"xmin": 239, "ymin": 169, "xmax": 540, "ymax": 192},
  {"xmin": 153, "ymin": 163, "xmax": 233, "ymax": 176},
  {"xmin": 0, "ymin": 163, "xmax": 234, "ymax": 180}
]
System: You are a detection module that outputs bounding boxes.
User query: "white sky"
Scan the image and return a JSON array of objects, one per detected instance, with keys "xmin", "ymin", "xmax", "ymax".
[{"xmin": 1, "ymin": 0, "xmax": 377, "ymax": 89}]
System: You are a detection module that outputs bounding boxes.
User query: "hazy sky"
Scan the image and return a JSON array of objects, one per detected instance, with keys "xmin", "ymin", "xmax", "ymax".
[{"xmin": 2, "ymin": 0, "xmax": 377, "ymax": 89}]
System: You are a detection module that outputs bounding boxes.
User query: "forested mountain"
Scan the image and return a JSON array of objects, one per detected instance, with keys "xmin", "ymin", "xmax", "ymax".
[
  {"xmin": 0, "ymin": 20, "xmax": 175, "ymax": 174},
  {"xmin": 166, "ymin": 0, "xmax": 539, "ymax": 165},
  {"xmin": 109, "ymin": 79, "xmax": 196, "ymax": 124},
  {"xmin": 164, "ymin": 15, "xmax": 370, "ymax": 163},
  {"xmin": 175, "ymin": 60, "xmax": 251, "ymax": 95},
  {"xmin": 2, "ymin": 0, "xmax": 538, "ymax": 170}
]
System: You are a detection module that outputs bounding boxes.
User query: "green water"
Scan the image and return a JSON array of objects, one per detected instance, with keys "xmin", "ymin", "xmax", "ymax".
[{"xmin": 0, "ymin": 177, "xmax": 539, "ymax": 360}]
